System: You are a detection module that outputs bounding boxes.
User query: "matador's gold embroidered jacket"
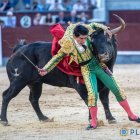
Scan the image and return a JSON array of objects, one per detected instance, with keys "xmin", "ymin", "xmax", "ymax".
[{"xmin": 43, "ymin": 22, "xmax": 108, "ymax": 72}]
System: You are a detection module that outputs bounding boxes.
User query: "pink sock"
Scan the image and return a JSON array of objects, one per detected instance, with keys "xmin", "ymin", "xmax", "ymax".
[
  {"xmin": 119, "ymin": 100, "xmax": 138, "ymax": 120},
  {"xmin": 89, "ymin": 106, "xmax": 98, "ymax": 128}
]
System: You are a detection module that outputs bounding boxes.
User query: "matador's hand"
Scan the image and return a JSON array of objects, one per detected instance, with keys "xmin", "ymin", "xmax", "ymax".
[
  {"xmin": 38, "ymin": 68, "xmax": 47, "ymax": 76},
  {"xmin": 104, "ymin": 67, "xmax": 112, "ymax": 76}
]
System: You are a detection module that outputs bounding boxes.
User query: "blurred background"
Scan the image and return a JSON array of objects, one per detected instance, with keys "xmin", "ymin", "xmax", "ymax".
[{"xmin": 0, "ymin": 0, "xmax": 140, "ymax": 66}]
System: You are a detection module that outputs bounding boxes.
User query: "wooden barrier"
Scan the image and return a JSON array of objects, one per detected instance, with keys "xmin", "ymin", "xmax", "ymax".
[
  {"xmin": 110, "ymin": 10, "xmax": 140, "ymax": 23},
  {"xmin": 1, "ymin": 23, "xmax": 140, "ymax": 57}
]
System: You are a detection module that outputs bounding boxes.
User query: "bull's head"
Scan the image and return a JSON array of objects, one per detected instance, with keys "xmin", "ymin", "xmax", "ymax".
[{"xmin": 90, "ymin": 14, "xmax": 125, "ymax": 62}]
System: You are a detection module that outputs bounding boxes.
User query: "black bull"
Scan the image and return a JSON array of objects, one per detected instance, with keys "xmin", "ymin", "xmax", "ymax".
[{"xmin": 0, "ymin": 15, "xmax": 125, "ymax": 125}]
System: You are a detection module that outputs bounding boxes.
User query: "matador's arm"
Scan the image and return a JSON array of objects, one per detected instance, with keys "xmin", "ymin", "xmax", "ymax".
[{"xmin": 43, "ymin": 37, "xmax": 72, "ymax": 73}]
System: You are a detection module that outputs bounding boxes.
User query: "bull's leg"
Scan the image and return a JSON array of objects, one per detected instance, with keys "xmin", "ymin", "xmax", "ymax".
[
  {"xmin": 69, "ymin": 77, "xmax": 88, "ymax": 105},
  {"xmin": 71, "ymin": 82, "xmax": 92, "ymax": 121},
  {"xmin": 99, "ymin": 87, "xmax": 117, "ymax": 123},
  {"xmin": 0, "ymin": 81, "xmax": 26, "ymax": 125},
  {"xmin": 69, "ymin": 77, "xmax": 92, "ymax": 121},
  {"xmin": 0, "ymin": 88, "xmax": 9, "ymax": 125},
  {"xmin": 28, "ymin": 83, "xmax": 53, "ymax": 122},
  {"xmin": 76, "ymin": 84, "xmax": 88, "ymax": 105}
]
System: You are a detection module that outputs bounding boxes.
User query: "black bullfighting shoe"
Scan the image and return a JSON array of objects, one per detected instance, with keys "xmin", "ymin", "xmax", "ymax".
[
  {"xmin": 129, "ymin": 117, "xmax": 140, "ymax": 123},
  {"xmin": 86, "ymin": 124, "xmax": 97, "ymax": 130}
]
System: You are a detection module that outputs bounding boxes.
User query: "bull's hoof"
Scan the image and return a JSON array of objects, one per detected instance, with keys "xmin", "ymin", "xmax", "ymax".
[
  {"xmin": 40, "ymin": 117, "xmax": 54, "ymax": 122},
  {"xmin": 97, "ymin": 120, "xmax": 105, "ymax": 126},
  {"xmin": 108, "ymin": 118, "xmax": 117, "ymax": 124},
  {"xmin": 0, "ymin": 120, "xmax": 9, "ymax": 126}
]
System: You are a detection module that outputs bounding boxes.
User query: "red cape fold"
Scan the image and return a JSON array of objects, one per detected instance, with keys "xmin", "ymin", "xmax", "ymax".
[{"xmin": 49, "ymin": 24, "xmax": 84, "ymax": 84}]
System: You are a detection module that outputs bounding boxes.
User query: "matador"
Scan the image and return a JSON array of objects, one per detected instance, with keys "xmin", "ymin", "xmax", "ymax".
[{"xmin": 38, "ymin": 22, "xmax": 140, "ymax": 130}]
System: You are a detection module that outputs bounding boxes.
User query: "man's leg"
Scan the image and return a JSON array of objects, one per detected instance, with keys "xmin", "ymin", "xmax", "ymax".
[
  {"xmin": 81, "ymin": 65, "xmax": 98, "ymax": 129},
  {"xmin": 95, "ymin": 65, "xmax": 140, "ymax": 122}
]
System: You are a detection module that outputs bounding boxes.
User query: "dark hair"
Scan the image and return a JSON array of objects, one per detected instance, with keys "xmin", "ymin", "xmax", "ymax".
[{"xmin": 73, "ymin": 24, "xmax": 89, "ymax": 37}]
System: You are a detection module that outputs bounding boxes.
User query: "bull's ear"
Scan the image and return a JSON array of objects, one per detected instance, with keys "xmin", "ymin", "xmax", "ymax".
[
  {"xmin": 90, "ymin": 28, "xmax": 103, "ymax": 37},
  {"xmin": 90, "ymin": 33, "xmax": 95, "ymax": 39},
  {"xmin": 97, "ymin": 28, "xmax": 103, "ymax": 32}
]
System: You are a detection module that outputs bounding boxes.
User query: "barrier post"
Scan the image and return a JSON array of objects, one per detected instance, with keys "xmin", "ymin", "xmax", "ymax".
[{"xmin": 0, "ymin": 25, "xmax": 2, "ymax": 66}]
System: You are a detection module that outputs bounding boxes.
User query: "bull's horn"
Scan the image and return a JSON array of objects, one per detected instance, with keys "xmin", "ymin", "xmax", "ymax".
[{"xmin": 111, "ymin": 14, "xmax": 126, "ymax": 34}]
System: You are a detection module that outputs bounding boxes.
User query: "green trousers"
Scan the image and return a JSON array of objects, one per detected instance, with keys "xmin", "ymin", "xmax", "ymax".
[{"xmin": 81, "ymin": 57, "xmax": 126, "ymax": 107}]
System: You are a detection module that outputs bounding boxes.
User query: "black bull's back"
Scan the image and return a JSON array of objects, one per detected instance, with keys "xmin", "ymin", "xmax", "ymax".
[
  {"xmin": 1, "ymin": 40, "xmax": 117, "ymax": 125},
  {"xmin": 7, "ymin": 42, "xmax": 73, "ymax": 87},
  {"xmin": 7, "ymin": 40, "xmax": 116, "ymax": 88}
]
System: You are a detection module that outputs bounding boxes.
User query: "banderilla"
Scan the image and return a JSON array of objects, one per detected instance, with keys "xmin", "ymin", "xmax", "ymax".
[{"xmin": 20, "ymin": 51, "xmax": 39, "ymax": 70}]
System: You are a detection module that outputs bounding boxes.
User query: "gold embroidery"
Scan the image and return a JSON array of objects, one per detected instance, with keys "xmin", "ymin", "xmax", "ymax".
[
  {"xmin": 90, "ymin": 22, "xmax": 108, "ymax": 31},
  {"xmin": 58, "ymin": 22, "xmax": 108, "ymax": 65},
  {"xmin": 43, "ymin": 49, "xmax": 65, "ymax": 72},
  {"xmin": 81, "ymin": 65, "xmax": 96, "ymax": 106}
]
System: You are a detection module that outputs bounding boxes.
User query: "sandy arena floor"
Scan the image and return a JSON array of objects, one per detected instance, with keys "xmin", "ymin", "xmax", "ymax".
[{"xmin": 0, "ymin": 65, "xmax": 140, "ymax": 140}]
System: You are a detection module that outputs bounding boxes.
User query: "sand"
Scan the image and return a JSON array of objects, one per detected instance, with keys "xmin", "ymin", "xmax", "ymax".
[{"xmin": 0, "ymin": 65, "xmax": 140, "ymax": 140}]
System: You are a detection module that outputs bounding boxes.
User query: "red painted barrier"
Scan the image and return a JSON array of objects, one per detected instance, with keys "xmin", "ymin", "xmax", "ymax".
[
  {"xmin": 110, "ymin": 11, "xmax": 140, "ymax": 23},
  {"xmin": 2, "ymin": 24, "xmax": 140, "ymax": 57}
]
